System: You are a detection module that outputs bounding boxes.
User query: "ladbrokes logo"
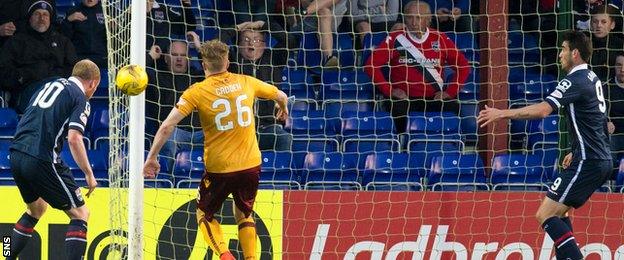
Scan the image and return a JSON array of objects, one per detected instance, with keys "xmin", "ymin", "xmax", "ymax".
[{"xmin": 309, "ymin": 224, "xmax": 624, "ymax": 260}]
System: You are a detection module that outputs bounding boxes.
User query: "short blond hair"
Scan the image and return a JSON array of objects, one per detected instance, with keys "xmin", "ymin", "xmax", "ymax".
[
  {"xmin": 200, "ymin": 39, "xmax": 229, "ymax": 73},
  {"xmin": 72, "ymin": 59, "xmax": 100, "ymax": 81}
]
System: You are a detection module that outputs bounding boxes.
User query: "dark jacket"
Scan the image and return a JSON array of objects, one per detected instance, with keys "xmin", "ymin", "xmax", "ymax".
[
  {"xmin": 61, "ymin": 2, "xmax": 108, "ymax": 68},
  {"xmin": 224, "ymin": 22, "xmax": 288, "ymax": 127},
  {"xmin": 147, "ymin": 1, "xmax": 196, "ymax": 50},
  {"xmin": 145, "ymin": 62, "xmax": 204, "ymax": 133},
  {"xmin": 0, "ymin": 25, "xmax": 77, "ymax": 112},
  {"xmin": 605, "ymin": 78, "xmax": 624, "ymax": 134},
  {"xmin": 591, "ymin": 35, "xmax": 624, "ymax": 83},
  {"xmin": 0, "ymin": 0, "xmax": 56, "ymax": 48}
]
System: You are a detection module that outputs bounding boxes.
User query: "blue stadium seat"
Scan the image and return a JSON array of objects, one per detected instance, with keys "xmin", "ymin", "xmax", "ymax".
[
  {"xmin": 408, "ymin": 152, "xmax": 429, "ymax": 178},
  {"xmin": 323, "ymin": 100, "xmax": 375, "ymax": 118},
  {"xmin": 444, "ymin": 32, "xmax": 479, "ymax": 63},
  {"xmin": 491, "ymin": 153, "xmax": 548, "ymax": 191},
  {"xmin": 406, "ymin": 112, "xmax": 463, "ymax": 154},
  {"xmin": 361, "ymin": 32, "xmax": 388, "ymax": 66},
  {"xmin": 0, "ymin": 149, "xmax": 12, "ymax": 185},
  {"xmin": 321, "ymin": 70, "xmax": 374, "ymax": 100},
  {"xmin": 260, "ymin": 151, "xmax": 301, "ymax": 190},
  {"xmin": 532, "ymin": 148, "xmax": 560, "ymax": 181},
  {"xmin": 284, "ymin": 110, "xmax": 338, "ymax": 137},
  {"xmin": 291, "ymin": 138, "xmax": 340, "ymax": 152},
  {"xmin": 279, "ymin": 69, "xmax": 318, "ymax": 99},
  {"xmin": 427, "ymin": 153, "xmax": 489, "ymax": 191},
  {"xmin": 361, "ymin": 152, "xmax": 422, "ymax": 191},
  {"xmin": 0, "ymin": 137, "xmax": 11, "ymax": 151},
  {"xmin": 0, "ymin": 108, "xmax": 18, "ymax": 136},
  {"xmin": 301, "ymin": 152, "xmax": 361, "ymax": 190},
  {"xmin": 89, "ymin": 107, "xmax": 109, "ymax": 141},
  {"xmin": 527, "ymin": 115, "xmax": 559, "ymax": 150},
  {"xmin": 508, "ymin": 67, "xmax": 557, "ymax": 102},
  {"xmin": 173, "ymin": 150, "xmax": 204, "ymax": 187},
  {"xmin": 335, "ymin": 33, "xmax": 356, "ymax": 68},
  {"xmin": 507, "ymin": 31, "xmax": 540, "ymax": 64},
  {"xmin": 341, "ymin": 111, "xmax": 398, "ymax": 153},
  {"xmin": 459, "ymin": 102, "xmax": 479, "ymax": 143},
  {"xmin": 290, "ymin": 99, "xmax": 318, "ymax": 112},
  {"xmin": 296, "ymin": 33, "xmax": 356, "ymax": 69},
  {"xmin": 616, "ymin": 158, "xmax": 624, "ymax": 192}
]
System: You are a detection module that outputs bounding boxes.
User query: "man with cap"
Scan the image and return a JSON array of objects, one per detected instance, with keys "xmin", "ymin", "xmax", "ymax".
[{"xmin": 0, "ymin": 0, "xmax": 78, "ymax": 113}]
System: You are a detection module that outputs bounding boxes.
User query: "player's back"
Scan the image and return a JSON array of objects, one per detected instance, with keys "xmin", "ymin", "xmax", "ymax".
[
  {"xmin": 177, "ymin": 72, "xmax": 278, "ymax": 173},
  {"xmin": 558, "ymin": 67, "xmax": 611, "ymax": 160},
  {"xmin": 11, "ymin": 77, "xmax": 89, "ymax": 164}
]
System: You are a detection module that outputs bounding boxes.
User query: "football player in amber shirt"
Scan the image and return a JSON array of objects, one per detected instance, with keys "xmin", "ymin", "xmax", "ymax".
[{"xmin": 143, "ymin": 39, "xmax": 289, "ymax": 260}]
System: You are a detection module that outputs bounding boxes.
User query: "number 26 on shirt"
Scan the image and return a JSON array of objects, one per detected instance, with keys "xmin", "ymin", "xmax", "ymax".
[{"xmin": 212, "ymin": 94, "xmax": 252, "ymax": 131}]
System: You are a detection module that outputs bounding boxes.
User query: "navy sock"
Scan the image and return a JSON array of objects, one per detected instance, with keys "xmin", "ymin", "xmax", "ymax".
[
  {"xmin": 561, "ymin": 216, "xmax": 573, "ymax": 231},
  {"xmin": 542, "ymin": 216, "xmax": 583, "ymax": 260},
  {"xmin": 7, "ymin": 213, "xmax": 39, "ymax": 260},
  {"xmin": 65, "ymin": 219, "xmax": 88, "ymax": 260},
  {"xmin": 556, "ymin": 217, "xmax": 574, "ymax": 259}
]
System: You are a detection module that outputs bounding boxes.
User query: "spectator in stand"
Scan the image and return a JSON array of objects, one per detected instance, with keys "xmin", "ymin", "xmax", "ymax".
[
  {"xmin": 61, "ymin": 0, "xmax": 107, "ymax": 69},
  {"xmin": 364, "ymin": 0, "xmax": 469, "ymax": 133},
  {"xmin": 605, "ymin": 53, "xmax": 624, "ymax": 163},
  {"xmin": 420, "ymin": 0, "xmax": 472, "ymax": 32},
  {"xmin": 145, "ymin": 39, "xmax": 204, "ymax": 163},
  {"xmin": 201, "ymin": 20, "xmax": 293, "ymax": 151},
  {"xmin": 590, "ymin": 4, "xmax": 624, "ymax": 83},
  {"xmin": 575, "ymin": 0, "xmax": 607, "ymax": 30},
  {"xmin": 0, "ymin": 0, "xmax": 57, "ymax": 48},
  {"xmin": 146, "ymin": 0, "xmax": 196, "ymax": 56},
  {"xmin": 293, "ymin": 0, "xmax": 349, "ymax": 68},
  {"xmin": 0, "ymin": 1, "xmax": 77, "ymax": 113},
  {"xmin": 350, "ymin": 0, "xmax": 402, "ymax": 44}
]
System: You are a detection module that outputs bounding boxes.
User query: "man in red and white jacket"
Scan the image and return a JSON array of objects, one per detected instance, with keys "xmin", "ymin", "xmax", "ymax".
[{"xmin": 364, "ymin": 0, "xmax": 470, "ymax": 133}]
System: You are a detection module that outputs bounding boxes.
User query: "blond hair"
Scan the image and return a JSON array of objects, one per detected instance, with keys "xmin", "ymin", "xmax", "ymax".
[
  {"xmin": 200, "ymin": 39, "xmax": 229, "ymax": 73},
  {"xmin": 72, "ymin": 59, "xmax": 100, "ymax": 81}
]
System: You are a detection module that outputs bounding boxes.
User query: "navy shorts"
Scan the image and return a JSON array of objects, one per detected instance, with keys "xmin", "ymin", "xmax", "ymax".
[
  {"xmin": 546, "ymin": 159, "xmax": 612, "ymax": 208},
  {"xmin": 10, "ymin": 150, "xmax": 85, "ymax": 210}
]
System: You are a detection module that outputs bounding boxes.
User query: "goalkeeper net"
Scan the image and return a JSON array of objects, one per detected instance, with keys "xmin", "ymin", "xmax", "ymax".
[{"xmin": 100, "ymin": 0, "xmax": 624, "ymax": 258}]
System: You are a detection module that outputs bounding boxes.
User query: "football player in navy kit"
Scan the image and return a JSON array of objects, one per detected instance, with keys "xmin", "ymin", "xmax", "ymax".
[
  {"xmin": 7, "ymin": 59, "xmax": 100, "ymax": 260},
  {"xmin": 478, "ymin": 31, "xmax": 612, "ymax": 260}
]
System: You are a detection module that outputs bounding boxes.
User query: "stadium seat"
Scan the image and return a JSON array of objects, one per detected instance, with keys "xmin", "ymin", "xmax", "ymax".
[
  {"xmin": 295, "ymin": 33, "xmax": 356, "ymax": 70},
  {"xmin": 173, "ymin": 150, "xmax": 205, "ymax": 187},
  {"xmin": 320, "ymin": 70, "xmax": 374, "ymax": 100},
  {"xmin": 527, "ymin": 115, "xmax": 559, "ymax": 150},
  {"xmin": 361, "ymin": 32, "xmax": 388, "ymax": 66},
  {"xmin": 361, "ymin": 152, "xmax": 423, "ymax": 191},
  {"xmin": 260, "ymin": 151, "xmax": 302, "ymax": 190},
  {"xmin": 0, "ymin": 108, "xmax": 18, "ymax": 136},
  {"xmin": 406, "ymin": 112, "xmax": 463, "ymax": 154},
  {"xmin": 323, "ymin": 100, "xmax": 375, "ymax": 118},
  {"xmin": 427, "ymin": 153, "xmax": 489, "ymax": 191},
  {"xmin": 340, "ymin": 111, "xmax": 398, "ymax": 153},
  {"xmin": 291, "ymin": 138, "xmax": 340, "ymax": 152},
  {"xmin": 301, "ymin": 152, "xmax": 361, "ymax": 190},
  {"xmin": 532, "ymin": 148, "xmax": 559, "ymax": 181},
  {"xmin": 289, "ymin": 99, "xmax": 318, "ymax": 112},
  {"xmin": 507, "ymin": 31, "xmax": 540, "ymax": 64},
  {"xmin": 508, "ymin": 67, "xmax": 557, "ymax": 102},
  {"xmin": 335, "ymin": 33, "xmax": 356, "ymax": 68},
  {"xmin": 491, "ymin": 153, "xmax": 548, "ymax": 191},
  {"xmin": 284, "ymin": 110, "xmax": 338, "ymax": 137},
  {"xmin": 0, "ymin": 137, "xmax": 11, "ymax": 151},
  {"xmin": 459, "ymin": 102, "xmax": 479, "ymax": 143},
  {"xmin": 0, "ymin": 149, "xmax": 12, "ymax": 185},
  {"xmin": 89, "ymin": 107, "xmax": 109, "ymax": 141},
  {"xmin": 616, "ymin": 158, "xmax": 624, "ymax": 192},
  {"xmin": 279, "ymin": 69, "xmax": 318, "ymax": 100},
  {"xmin": 445, "ymin": 32, "xmax": 479, "ymax": 63}
]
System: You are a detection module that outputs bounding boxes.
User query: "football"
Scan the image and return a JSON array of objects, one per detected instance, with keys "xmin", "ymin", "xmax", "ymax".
[{"xmin": 115, "ymin": 64, "xmax": 149, "ymax": 96}]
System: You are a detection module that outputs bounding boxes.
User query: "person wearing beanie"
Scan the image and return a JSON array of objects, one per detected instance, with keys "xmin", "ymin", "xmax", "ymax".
[{"xmin": 0, "ymin": 0, "xmax": 78, "ymax": 113}]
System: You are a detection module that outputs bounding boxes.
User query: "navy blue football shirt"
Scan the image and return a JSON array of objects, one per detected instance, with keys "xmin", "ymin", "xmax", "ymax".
[
  {"xmin": 11, "ymin": 77, "xmax": 90, "ymax": 163},
  {"xmin": 545, "ymin": 64, "xmax": 611, "ymax": 161}
]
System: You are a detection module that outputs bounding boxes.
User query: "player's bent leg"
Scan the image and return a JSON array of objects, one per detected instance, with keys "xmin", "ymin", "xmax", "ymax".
[
  {"xmin": 536, "ymin": 197, "xmax": 583, "ymax": 260},
  {"xmin": 196, "ymin": 208, "xmax": 233, "ymax": 260},
  {"xmin": 7, "ymin": 198, "xmax": 46, "ymax": 260},
  {"xmin": 234, "ymin": 205, "xmax": 257, "ymax": 260},
  {"xmin": 64, "ymin": 205, "xmax": 90, "ymax": 260}
]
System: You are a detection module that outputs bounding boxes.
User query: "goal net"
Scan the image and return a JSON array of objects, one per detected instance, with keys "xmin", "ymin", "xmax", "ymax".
[{"xmin": 100, "ymin": 0, "xmax": 624, "ymax": 258}]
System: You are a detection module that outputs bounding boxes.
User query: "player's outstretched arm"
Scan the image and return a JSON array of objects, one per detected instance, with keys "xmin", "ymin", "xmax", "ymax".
[
  {"xmin": 144, "ymin": 107, "xmax": 186, "ymax": 178},
  {"xmin": 68, "ymin": 129, "xmax": 97, "ymax": 197},
  {"xmin": 273, "ymin": 90, "xmax": 289, "ymax": 122},
  {"xmin": 478, "ymin": 101, "xmax": 553, "ymax": 128}
]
